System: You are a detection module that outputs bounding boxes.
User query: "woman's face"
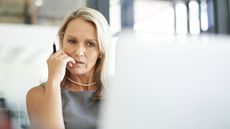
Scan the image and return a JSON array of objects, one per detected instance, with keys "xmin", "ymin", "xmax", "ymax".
[{"xmin": 62, "ymin": 18, "xmax": 100, "ymax": 76}]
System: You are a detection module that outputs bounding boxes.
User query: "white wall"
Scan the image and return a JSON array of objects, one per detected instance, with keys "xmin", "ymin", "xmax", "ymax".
[{"xmin": 0, "ymin": 23, "xmax": 58, "ymax": 128}]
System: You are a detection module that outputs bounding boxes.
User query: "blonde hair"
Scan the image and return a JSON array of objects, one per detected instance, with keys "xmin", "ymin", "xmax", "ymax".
[{"xmin": 57, "ymin": 7, "xmax": 111, "ymax": 100}]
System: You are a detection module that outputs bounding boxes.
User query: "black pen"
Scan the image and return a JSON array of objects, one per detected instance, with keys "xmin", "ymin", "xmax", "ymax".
[{"xmin": 53, "ymin": 42, "xmax": 56, "ymax": 54}]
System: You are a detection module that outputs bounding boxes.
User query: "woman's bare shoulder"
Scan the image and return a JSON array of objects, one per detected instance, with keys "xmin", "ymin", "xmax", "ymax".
[
  {"xmin": 26, "ymin": 84, "xmax": 46, "ymax": 128},
  {"xmin": 26, "ymin": 83, "xmax": 47, "ymax": 109},
  {"xmin": 26, "ymin": 84, "xmax": 46, "ymax": 119},
  {"xmin": 26, "ymin": 84, "xmax": 46, "ymax": 99}
]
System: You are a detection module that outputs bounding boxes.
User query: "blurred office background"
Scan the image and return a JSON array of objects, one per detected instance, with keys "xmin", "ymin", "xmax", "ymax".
[{"xmin": 0, "ymin": 0, "xmax": 230, "ymax": 129}]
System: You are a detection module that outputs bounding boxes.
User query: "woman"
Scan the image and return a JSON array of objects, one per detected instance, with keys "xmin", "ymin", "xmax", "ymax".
[{"xmin": 26, "ymin": 7, "xmax": 110, "ymax": 129}]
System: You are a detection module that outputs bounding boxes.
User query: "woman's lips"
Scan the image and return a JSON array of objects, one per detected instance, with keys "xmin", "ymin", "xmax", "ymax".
[
  {"xmin": 76, "ymin": 60, "xmax": 84, "ymax": 63},
  {"xmin": 74, "ymin": 60, "xmax": 85, "ymax": 66}
]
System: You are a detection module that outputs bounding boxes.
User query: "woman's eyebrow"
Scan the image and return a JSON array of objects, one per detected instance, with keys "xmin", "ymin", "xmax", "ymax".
[
  {"xmin": 66, "ymin": 34, "xmax": 96, "ymax": 41},
  {"xmin": 86, "ymin": 39, "xmax": 98, "ymax": 44},
  {"xmin": 66, "ymin": 34, "xmax": 77, "ymax": 38}
]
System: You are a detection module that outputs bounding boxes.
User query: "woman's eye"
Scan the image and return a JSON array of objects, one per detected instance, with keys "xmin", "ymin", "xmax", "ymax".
[
  {"xmin": 87, "ymin": 42, "xmax": 95, "ymax": 47},
  {"xmin": 67, "ymin": 39, "xmax": 76, "ymax": 44}
]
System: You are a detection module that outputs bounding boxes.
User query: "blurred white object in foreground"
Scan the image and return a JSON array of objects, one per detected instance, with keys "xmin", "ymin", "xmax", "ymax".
[{"xmin": 100, "ymin": 31, "xmax": 230, "ymax": 129}]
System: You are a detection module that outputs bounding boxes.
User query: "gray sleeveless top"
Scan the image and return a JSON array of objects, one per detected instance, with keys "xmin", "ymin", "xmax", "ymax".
[{"xmin": 61, "ymin": 89, "xmax": 100, "ymax": 129}]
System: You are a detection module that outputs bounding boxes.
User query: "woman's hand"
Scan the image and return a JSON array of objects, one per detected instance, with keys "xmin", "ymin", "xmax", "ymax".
[{"xmin": 47, "ymin": 49, "xmax": 76, "ymax": 85}]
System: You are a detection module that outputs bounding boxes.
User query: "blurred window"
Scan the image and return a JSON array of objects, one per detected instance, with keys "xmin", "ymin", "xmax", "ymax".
[
  {"xmin": 133, "ymin": 0, "xmax": 174, "ymax": 33},
  {"xmin": 189, "ymin": 0, "xmax": 200, "ymax": 34},
  {"xmin": 175, "ymin": 1, "xmax": 188, "ymax": 34},
  {"xmin": 110, "ymin": 0, "xmax": 121, "ymax": 35},
  {"xmin": 200, "ymin": 0, "xmax": 208, "ymax": 31}
]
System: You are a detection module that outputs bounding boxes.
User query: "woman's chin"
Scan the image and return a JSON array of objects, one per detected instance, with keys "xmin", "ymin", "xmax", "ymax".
[{"xmin": 67, "ymin": 66, "xmax": 84, "ymax": 75}]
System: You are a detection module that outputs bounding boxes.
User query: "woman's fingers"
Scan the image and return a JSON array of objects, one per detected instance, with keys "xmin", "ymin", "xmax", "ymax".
[
  {"xmin": 46, "ymin": 49, "xmax": 76, "ymax": 82},
  {"xmin": 55, "ymin": 49, "xmax": 65, "ymax": 57},
  {"xmin": 67, "ymin": 62, "xmax": 73, "ymax": 67},
  {"xmin": 62, "ymin": 54, "xmax": 76, "ymax": 64},
  {"xmin": 48, "ymin": 49, "xmax": 76, "ymax": 66},
  {"xmin": 48, "ymin": 49, "xmax": 63, "ymax": 59}
]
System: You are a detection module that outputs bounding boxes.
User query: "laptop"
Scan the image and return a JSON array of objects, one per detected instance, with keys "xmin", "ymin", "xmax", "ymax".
[{"xmin": 99, "ymin": 31, "xmax": 230, "ymax": 129}]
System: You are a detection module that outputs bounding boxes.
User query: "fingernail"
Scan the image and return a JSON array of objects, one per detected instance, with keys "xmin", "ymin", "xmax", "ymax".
[{"xmin": 67, "ymin": 62, "xmax": 72, "ymax": 67}]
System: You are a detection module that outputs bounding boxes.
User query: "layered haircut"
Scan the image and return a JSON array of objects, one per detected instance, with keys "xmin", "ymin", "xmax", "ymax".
[{"xmin": 57, "ymin": 7, "xmax": 111, "ymax": 100}]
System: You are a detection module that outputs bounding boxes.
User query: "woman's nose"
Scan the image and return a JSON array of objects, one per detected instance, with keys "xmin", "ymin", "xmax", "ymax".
[{"xmin": 73, "ymin": 45, "xmax": 85, "ymax": 57}]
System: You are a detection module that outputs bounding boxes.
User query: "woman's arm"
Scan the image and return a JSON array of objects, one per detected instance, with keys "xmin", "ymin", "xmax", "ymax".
[
  {"xmin": 26, "ymin": 50, "xmax": 75, "ymax": 129},
  {"xmin": 26, "ymin": 83, "xmax": 65, "ymax": 129}
]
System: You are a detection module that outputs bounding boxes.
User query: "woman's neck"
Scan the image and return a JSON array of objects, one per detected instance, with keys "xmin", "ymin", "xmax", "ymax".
[
  {"xmin": 64, "ymin": 82, "xmax": 97, "ymax": 91},
  {"xmin": 63, "ymin": 73, "xmax": 97, "ymax": 91},
  {"xmin": 69, "ymin": 74, "xmax": 94, "ymax": 84}
]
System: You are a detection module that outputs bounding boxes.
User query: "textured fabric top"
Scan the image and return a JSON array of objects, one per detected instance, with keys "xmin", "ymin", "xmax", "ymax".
[{"xmin": 61, "ymin": 89, "xmax": 100, "ymax": 129}]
